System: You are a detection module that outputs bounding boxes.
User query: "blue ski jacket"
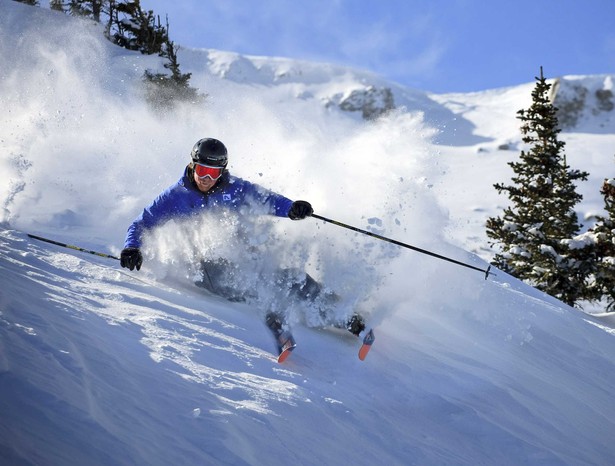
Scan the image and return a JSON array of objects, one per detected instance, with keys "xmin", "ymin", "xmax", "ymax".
[{"xmin": 124, "ymin": 166, "xmax": 294, "ymax": 249}]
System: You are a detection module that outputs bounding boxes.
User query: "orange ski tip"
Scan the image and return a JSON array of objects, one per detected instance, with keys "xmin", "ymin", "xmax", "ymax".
[
  {"xmin": 277, "ymin": 348, "xmax": 293, "ymax": 363},
  {"xmin": 358, "ymin": 344, "xmax": 371, "ymax": 361}
]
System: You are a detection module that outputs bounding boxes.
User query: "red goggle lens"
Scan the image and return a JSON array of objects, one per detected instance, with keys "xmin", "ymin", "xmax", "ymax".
[{"xmin": 194, "ymin": 163, "xmax": 223, "ymax": 180}]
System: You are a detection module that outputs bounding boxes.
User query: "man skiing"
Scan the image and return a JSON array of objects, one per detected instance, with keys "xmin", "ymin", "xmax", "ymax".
[{"xmin": 120, "ymin": 138, "xmax": 366, "ymax": 356}]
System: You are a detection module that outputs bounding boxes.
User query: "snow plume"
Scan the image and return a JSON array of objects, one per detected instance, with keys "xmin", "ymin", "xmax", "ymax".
[
  {"xmin": 1, "ymin": 10, "xmax": 149, "ymax": 238},
  {"xmin": 0, "ymin": 8, "xmax": 208, "ymax": 244},
  {"xmin": 0, "ymin": 7, "xmax": 444, "ymax": 264},
  {"xmin": 135, "ymin": 106, "xmax": 447, "ymax": 326},
  {"xmin": 1, "ymin": 3, "xmax": 448, "ymax": 328}
]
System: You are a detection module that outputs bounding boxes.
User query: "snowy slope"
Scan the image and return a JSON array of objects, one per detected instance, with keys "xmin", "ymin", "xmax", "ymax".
[
  {"xmin": 4, "ymin": 227, "xmax": 615, "ymax": 466},
  {"xmin": 2, "ymin": 2, "xmax": 615, "ymax": 465}
]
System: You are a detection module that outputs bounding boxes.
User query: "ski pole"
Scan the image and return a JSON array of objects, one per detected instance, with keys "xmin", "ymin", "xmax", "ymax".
[
  {"xmin": 27, "ymin": 233, "xmax": 120, "ymax": 261},
  {"xmin": 311, "ymin": 213, "xmax": 493, "ymax": 279}
]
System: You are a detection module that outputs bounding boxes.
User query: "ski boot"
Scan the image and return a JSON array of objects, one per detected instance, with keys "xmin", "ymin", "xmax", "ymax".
[
  {"xmin": 265, "ymin": 312, "xmax": 296, "ymax": 362},
  {"xmin": 346, "ymin": 313, "xmax": 366, "ymax": 336}
]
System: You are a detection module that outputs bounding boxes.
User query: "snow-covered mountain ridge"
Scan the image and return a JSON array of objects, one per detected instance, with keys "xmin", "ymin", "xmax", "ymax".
[
  {"xmin": 194, "ymin": 46, "xmax": 615, "ymax": 130},
  {"xmin": 2, "ymin": 2, "xmax": 615, "ymax": 465},
  {"xmin": 193, "ymin": 48, "xmax": 615, "ymax": 142}
]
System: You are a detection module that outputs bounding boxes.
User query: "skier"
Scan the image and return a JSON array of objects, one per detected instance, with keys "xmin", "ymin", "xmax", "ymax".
[{"xmin": 120, "ymin": 138, "xmax": 365, "ymax": 344}]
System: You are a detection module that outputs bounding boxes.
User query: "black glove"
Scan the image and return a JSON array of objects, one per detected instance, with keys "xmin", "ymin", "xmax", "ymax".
[
  {"xmin": 120, "ymin": 247, "xmax": 143, "ymax": 271},
  {"xmin": 288, "ymin": 200, "xmax": 313, "ymax": 220}
]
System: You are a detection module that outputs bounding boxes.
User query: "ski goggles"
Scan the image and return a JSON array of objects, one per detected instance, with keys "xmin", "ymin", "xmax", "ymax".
[{"xmin": 194, "ymin": 163, "xmax": 224, "ymax": 180}]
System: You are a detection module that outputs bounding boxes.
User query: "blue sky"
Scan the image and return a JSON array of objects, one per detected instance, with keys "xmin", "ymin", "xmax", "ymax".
[{"xmin": 140, "ymin": 0, "xmax": 614, "ymax": 93}]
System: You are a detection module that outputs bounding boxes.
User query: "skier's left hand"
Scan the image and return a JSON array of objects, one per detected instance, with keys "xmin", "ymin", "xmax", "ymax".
[{"xmin": 288, "ymin": 200, "xmax": 313, "ymax": 220}]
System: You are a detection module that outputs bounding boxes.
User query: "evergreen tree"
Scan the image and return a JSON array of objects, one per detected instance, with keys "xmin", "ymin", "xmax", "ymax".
[
  {"xmin": 486, "ymin": 68, "xmax": 589, "ymax": 306},
  {"xmin": 49, "ymin": 0, "xmax": 64, "ymax": 12},
  {"xmin": 13, "ymin": 0, "xmax": 203, "ymax": 109},
  {"xmin": 44, "ymin": 1, "xmax": 163, "ymax": 51},
  {"xmin": 45, "ymin": 1, "xmax": 96, "ymax": 17},
  {"xmin": 108, "ymin": 0, "xmax": 167, "ymax": 54},
  {"xmin": 67, "ymin": 0, "xmax": 104, "ymax": 21},
  {"xmin": 569, "ymin": 179, "xmax": 615, "ymax": 310},
  {"xmin": 594, "ymin": 179, "xmax": 615, "ymax": 310},
  {"xmin": 143, "ymin": 33, "xmax": 204, "ymax": 110}
]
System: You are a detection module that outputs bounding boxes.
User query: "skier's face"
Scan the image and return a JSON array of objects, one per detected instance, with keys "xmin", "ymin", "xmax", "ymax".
[{"xmin": 194, "ymin": 171, "xmax": 217, "ymax": 192}]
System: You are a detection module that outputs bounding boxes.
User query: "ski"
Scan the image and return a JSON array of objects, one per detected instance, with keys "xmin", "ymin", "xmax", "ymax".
[
  {"xmin": 358, "ymin": 328, "xmax": 375, "ymax": 361},
  {"xmin": 266, "ymin": 313, "xmax": 373, "ymax": 362},
  {"xmin": 276, "ymin": 330, "xmax": 297, "ymax": 363},
  {"xmin": 266, "ymin": 312, "xmax": 296, "ymax": 363}
]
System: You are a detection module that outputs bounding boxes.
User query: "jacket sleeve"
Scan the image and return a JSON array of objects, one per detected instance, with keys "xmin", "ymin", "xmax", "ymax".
[
  {"xmin": 240, "ymin": 179, "xmax": 294, "ymax": 217},
  {"xmin": 123, "ymin": 187, "xmax": 182, "ymax": 249}
]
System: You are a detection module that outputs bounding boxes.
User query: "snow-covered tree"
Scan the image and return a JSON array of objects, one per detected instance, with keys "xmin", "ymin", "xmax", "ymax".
[
  {"xmin": 567, "ymin": 178, "xmax": 615, "ymax": 310},
  {"xmin": 486, "ymin": 68, "xmax": 589, "ymax": 306},
  {"xmin": 49, "ymin": 0, "xmax": 64, "ymax": 11},
  {"xmin": 106, "ymin": 0, "xmax": 168, "ymax": 55},
  {"xmin": 45, "ymin": 1, "xmax": 103, "ymax": 19},
  {"xmin": 26, "ymin": 0, "xmax": 202, "ymax": 109},
  {"xmin": 593, "ymin": 179, "xmax": 615, "ymax": 310},
  {"xmin": 143, "ymin": 36, "xmax": 204, "ymax": 110}
]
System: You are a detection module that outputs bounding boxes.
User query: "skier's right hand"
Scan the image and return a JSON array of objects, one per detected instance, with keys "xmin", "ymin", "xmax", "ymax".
[{"xmin": 120, "ymin": 247, "xmax": 143, "ymax": 271}]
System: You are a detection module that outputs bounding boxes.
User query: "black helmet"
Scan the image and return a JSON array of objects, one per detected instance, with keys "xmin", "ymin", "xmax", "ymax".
[{"xmin": 191, "ymin": 138, "xmax": 228, "ymax": 167}]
